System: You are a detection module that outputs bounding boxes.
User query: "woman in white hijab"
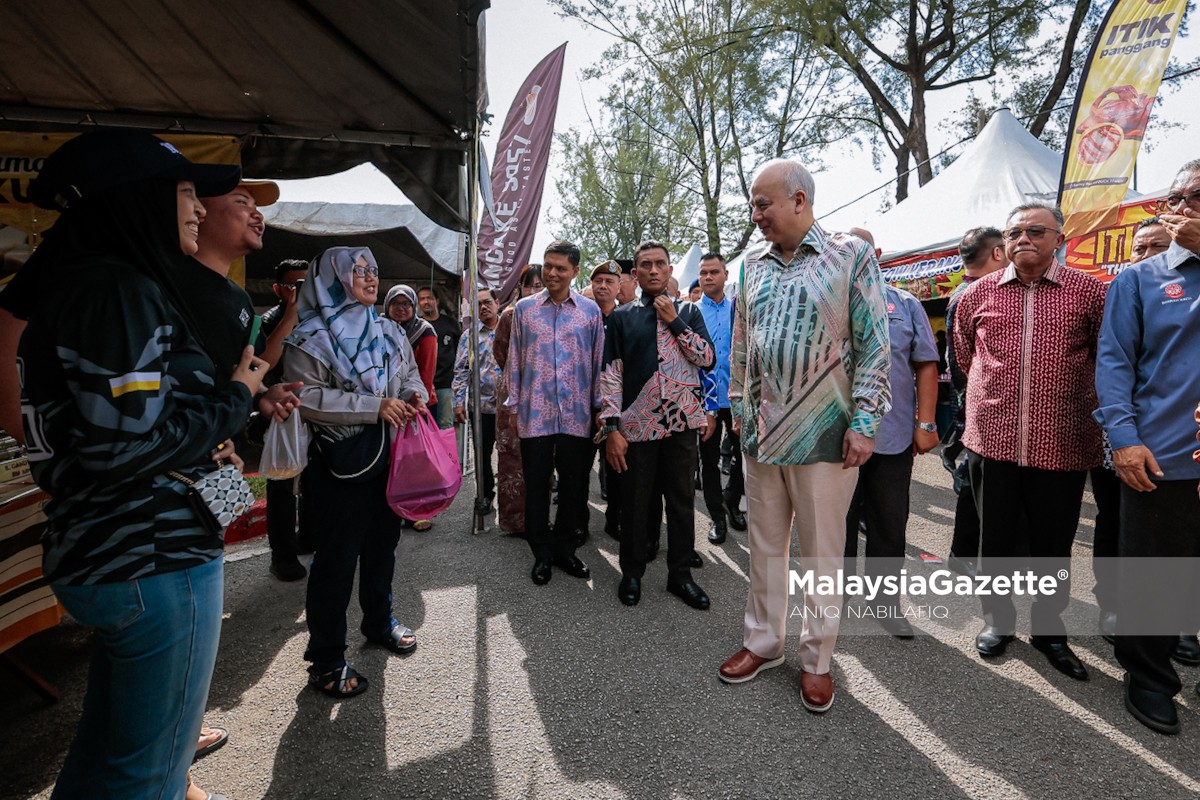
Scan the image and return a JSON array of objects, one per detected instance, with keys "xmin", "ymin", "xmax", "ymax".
[{"xmin": 283, "ymin": 246, "xmax": 426, "ymax": 698}]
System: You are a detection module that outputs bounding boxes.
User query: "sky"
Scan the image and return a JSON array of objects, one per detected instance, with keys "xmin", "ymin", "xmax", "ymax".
[{"xmin": 274, "ymin": 1, "xmax": 1200, "ymax": 258}]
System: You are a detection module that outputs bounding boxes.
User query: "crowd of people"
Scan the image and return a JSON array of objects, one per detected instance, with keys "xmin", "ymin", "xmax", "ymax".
[{"xmin": 2, "ymin": 129, "xmax": 1199, "ymax": 798}]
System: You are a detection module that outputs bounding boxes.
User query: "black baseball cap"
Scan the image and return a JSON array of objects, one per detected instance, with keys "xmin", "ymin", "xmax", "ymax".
[{"xmin": 30, "ymin": 130, "xmax": 242, "ymax": 211}]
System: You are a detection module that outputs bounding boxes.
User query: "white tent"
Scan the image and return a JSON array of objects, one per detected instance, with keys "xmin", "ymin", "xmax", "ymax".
[
  {"xmin": 261, "ymin": 201, "xmax": 465, "ymax": 276},
  {"xmin": 862, "ymin": 109, "xmax": 1070, "ymax": 261}
]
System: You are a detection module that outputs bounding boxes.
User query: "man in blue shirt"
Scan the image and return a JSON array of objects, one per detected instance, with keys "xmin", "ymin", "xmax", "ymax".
[
  {"xmin": 843, "ymin": 229, "xmax": 940, "ymax": 638},
  {"xmin": 1094, "ymin": 159, "xmax": 1200, "ymax": 736},
  {"xmin": 696, "ymin": 253, "xmax": 746, "ymax": 544}
]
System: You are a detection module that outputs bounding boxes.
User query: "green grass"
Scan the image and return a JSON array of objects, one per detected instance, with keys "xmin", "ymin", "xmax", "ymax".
[{"xmin": 245, "ymin": 474, "xmax": 267, "ymax": 500}]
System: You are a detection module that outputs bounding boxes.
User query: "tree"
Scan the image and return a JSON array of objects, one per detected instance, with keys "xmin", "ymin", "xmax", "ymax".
[
  {"xmin": 775, "ymin": 0, "xmax": 1061, "ymax": 202},
  {"xmin": 549, "ymin": 91, "xmax": 693, "ymax": 266},
  {"xmin": 552, "ymin": 0, "xmax": 852, "ymax": 255}
]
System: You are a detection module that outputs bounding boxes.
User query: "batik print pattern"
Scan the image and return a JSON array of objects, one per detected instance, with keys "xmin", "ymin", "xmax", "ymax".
[
  {"xmin": 953, "ymin": 260, "xmax": 1106, "ymax": 471},
  {"xmin": 731, "ymin": 225, "xmax": 891, "ymax": 466}
]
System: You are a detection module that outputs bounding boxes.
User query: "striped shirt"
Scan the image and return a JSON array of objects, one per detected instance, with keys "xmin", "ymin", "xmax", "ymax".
[
  {"xmin": 731, "ymin": 224, "xmax": 891, "ymax": 465},
  {"xmin": 953, "ymin": 260, "xmax": 1105, "ymax": 471}
]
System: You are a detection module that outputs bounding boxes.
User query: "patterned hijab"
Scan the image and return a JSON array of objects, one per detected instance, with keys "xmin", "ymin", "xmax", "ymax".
[
  {"xmin": 383, "ymin": 283, "xmax": 434, "ymax": 346},
  {"xmin": 287, "ymin": 246, "xmax": 399, "ymax": 395}
]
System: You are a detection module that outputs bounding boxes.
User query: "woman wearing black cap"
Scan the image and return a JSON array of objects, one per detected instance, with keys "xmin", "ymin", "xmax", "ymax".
[{"xmin": 15, "ymin": 130, "xmax": 267, "ymax": 799}]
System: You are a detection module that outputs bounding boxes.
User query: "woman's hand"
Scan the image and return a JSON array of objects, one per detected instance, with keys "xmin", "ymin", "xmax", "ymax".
[
  {"xmin": 211, "ymin": 439, "xmax": 244, "ymax": 471},
  {"xmin": 231, "ymin": 346, "xmax": 269, "ymax": 397},
  {"xmin": 378, "ymin": 397, "xmax": 415, "ymax": 428}
]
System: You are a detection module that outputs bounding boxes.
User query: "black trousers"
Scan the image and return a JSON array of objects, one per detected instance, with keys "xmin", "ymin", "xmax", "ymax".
[
  {"xmin": 1089, "ymin": 465, "xmax": 1121, "ymax": 611},
  {"xmin": 699, "ymin": 407, "xmax": 743, "ymax": 521},
  {"xmin": 619, "ymin": 431, "xmax": 697, "ymax": 582},
  {"xmin": 1115, "ymin": 480, "xmax": 1200, "ymax": 697},
  {"xmin": 478, "ymin": 412, "xmax": 497, "ymax": 502},
  {"xmin": 967, "ymin": 451, "xmax": 1086, "ymax": 641},
  {"xmin": 304, "ymin": 463, "xmax": 403, "ymax": 666},
  {"xmin": 521, "ymin": 434, "xmax": 593, "ymax": 560},
  {"xmin": 266, "ymin": 473, "xmax": 316, "ymax": 557},
  {"xmin": 949, "ymin": 475, "xmax": 979, "ymax": 561},
  {"xmin": 603, "ymin": 452, "xmax": 622, "ymax": 535},
  {"xmin": 845, "ymin": 450, "xmax": 914, "ymax": 606}
]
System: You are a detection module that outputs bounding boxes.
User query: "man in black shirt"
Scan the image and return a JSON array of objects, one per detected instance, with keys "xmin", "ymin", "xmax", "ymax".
[{"xmin": 419, "ymin": 285, "xmax": 461, "ymax": 430}]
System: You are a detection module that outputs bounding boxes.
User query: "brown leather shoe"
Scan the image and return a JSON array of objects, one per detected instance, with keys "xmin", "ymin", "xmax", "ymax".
[
  {"xmin": 800, "ymin": 670, "xmax": 835, "ymax": 713},
  {"xmin": 718, "ymin": 648, "xmax": 784, "ymax": 684}
]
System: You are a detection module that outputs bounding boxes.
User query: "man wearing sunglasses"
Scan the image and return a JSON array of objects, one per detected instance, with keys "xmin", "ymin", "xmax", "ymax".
[
  {"xmin": 1095, "ymin": 159, "xmax": 1200, "ymax": 735},
  {"xmin": 952, "ymin": 202, "xmax": 1106, "ymax": 681}
]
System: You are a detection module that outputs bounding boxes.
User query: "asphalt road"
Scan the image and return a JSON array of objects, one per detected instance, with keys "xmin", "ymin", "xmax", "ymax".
[{"xmin": 5, "ymin": 454, "xmax": 1200, "ymax": 799}]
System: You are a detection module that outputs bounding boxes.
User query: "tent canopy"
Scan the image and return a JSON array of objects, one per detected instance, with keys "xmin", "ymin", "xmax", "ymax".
[
  {"xmin": 245, "ymin": 201, "xmax": 465, "ymax": 306},
  {"xmin": 0, "ymin": 0, "xmax": 487, "ymax": 231},
  {"xmin": 863, "ymin": 109, "xmax": 1100, "ymax": 262}
]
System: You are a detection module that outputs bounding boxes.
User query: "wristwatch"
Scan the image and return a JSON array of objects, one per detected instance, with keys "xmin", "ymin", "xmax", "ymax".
[
  {"xmin": 917, "ymin": 421, "xmax": 937, "ymax": 433},
  {"xmin": 604, "ymin": 419, "xmax": 621, "ymax": 433}
]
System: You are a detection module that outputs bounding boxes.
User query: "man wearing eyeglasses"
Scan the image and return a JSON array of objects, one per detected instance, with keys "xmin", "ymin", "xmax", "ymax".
[
  {"xmin": 952, "ymin": 203, "xmax": 1106, "ymax": 681},
  {"xmin": 1095, "ymin": 159, "xmax": 1200, "ymax": 735},
  {"xmin": 453, "ymin": 288, "xmax": 503, "ymax": 514}
]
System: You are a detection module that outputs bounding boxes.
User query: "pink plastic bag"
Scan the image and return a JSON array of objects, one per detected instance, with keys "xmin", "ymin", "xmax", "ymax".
[{"xmin": 386, "ymin": 406, "xmax": 462, "ymax": 518}]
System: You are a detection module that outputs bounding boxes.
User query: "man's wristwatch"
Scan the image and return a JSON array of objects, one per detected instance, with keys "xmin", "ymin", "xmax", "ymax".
[
  {"xmin": 916, "ymin": 421, "xmax": 937, "ymax": 433},
  {"xmin": 604, "ymin": 419, "xmax": 621, "ymax": 433}
]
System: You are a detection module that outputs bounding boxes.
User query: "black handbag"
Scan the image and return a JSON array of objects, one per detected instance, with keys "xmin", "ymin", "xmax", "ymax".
[{"xmin": 312, "ymin": 423, "xmax": 389, "ymax": 482}]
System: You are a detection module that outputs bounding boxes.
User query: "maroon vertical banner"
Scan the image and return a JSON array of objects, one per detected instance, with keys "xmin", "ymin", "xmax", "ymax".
[{"xmin": 477, "ymin": 43, "xmax": 566, "ymax": 302}]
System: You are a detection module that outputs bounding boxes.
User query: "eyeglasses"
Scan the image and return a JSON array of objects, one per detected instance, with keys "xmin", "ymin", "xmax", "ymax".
[
  {"xmin": 1002, "ymin": 226, "xmax": 1060, "ymax": 242},
  {"xmin": 280, "ymin": 280, "xmax": 304, "ymax": 290},
  {"xmin": 351, "ymin": 265, "xmax": 379, "ymax": 278},
  {"xmin": 391, "ymin": 299, "xmax": 413, "ymax": 309},
  {"xmin": 1157, "ymin": 188, "xmax": 1200, "ymax": 213},
  {"xmin": 479, "ymin": 298, "xmax": 497, "ymax": 306}
]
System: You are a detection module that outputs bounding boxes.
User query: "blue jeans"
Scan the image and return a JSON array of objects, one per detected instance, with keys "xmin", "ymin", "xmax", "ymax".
[
  {"xmin": 50, "ymin": 557, "xmax": 223, "ymax": 800},
  {"xmin": 434, "ymin": 388, "xmax": 454, "ymax": 430}
]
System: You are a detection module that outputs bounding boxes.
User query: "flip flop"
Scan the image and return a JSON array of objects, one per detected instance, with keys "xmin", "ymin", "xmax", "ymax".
[{"xmin": 193, "ymin": 725, "xmax": 229, "ymax": 762}]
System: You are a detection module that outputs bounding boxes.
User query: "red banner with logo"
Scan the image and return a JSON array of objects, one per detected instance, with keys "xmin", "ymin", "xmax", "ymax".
[{"xmin": 476, "ymin": 44, "xmax": 566, "ymax": 302}]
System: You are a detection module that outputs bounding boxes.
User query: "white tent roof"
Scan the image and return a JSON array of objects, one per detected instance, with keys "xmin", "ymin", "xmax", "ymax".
[
  {"xmin": 862, "ymin": 109, "xmax": 1070, "ymax": 260},
  {"xmin": 260, "ymin": 201, "xmax": 465, "ymax": 275}
]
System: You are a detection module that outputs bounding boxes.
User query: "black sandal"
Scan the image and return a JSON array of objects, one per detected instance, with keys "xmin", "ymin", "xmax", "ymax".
[{"xmin": 307, "ymin": 663, "xmax": 368, "ymax": 698}]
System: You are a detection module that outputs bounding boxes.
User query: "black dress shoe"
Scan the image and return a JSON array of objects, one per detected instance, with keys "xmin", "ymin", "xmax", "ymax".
[
  {"xmin": 667, "ymin": 578, "xmax": 710, "ymax": 610},
  {"xmin": 1098, "ymin": 610, "xmax": 1117, "ymax": 645},
  {"xmin": 725, "ymin": 498, "xmax": 747, "ymax": 532},
  {"xmin": 531, "ymin": 558, "xmax": 552, "ymax": 585},
  {"xmin": 947, "ymin": 553, "xmax": 977, "ymax": 579},
  {"xmin": 708, "ymin": 518, "xmax": 727, "ymax": 544},
  {"xmin": 1126, "ymin": 675, "xmax": 1180, "ymax": 734},
  {"xmin": 552, "ymin": 554, "xmax": 590, "ymax": 579},
  {"xmin": 1031, "ymin": 638, "xmax": 1089, "ymax": 680},
  {"xmin": 975, "ymin": 626, "xmax": 1015, "ymax": 657},
  {"xmin": 879, "ymin": 615, "xmax": 914, "ymax": 639},
  {"xmin": 618, "ymin": 575, "xmax": 641, "ymax": 606},
  {"xmin": 688, "ymin": 552, "xmax": 703, "ymax": 568},
  {"xmin": 1173, "ymin": 634, "xmax": 1200, "ymax": 666}
]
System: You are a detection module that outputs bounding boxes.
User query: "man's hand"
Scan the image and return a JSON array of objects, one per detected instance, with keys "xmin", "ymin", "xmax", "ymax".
[
  {"xmin": 1113, "ymin": 444, "xmax": 1162, "ymax": 492},
  {"xmin": 257, "ymin": 381, "xmax": 303, "ymax": 421},
  {"xmin": 732, "ymin": 415, "xmax": 742, "ymax": 436},
  {"xmin": 1161, "ymin": 208, "xmax": 1200, "ymax": 253},
  {"xmin": 842, "ymin": 429, "xmax": 874, "ymax": 469},
  {"xmin": 913, "ymin": 427, "xmax": 940, "ymax": 455},
  {"xmin": 700, "ymin": 413, "xmax": 717, "ymax": 442},
  {"xmin": 454, "ymin": 405, "xmax": 467, "ymax": 424},
  {"xmin": 653, "ymin": 294, "xmax": 678, "ymax": 325},
  {"xmin": 606, "ymin": 430, "xmax": 629, "ymax": 473}
]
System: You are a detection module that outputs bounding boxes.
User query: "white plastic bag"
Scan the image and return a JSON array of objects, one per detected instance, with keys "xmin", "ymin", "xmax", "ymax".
[{"xmin": 259, "ymin": 411, "xmax": 310, "ymax": 480}]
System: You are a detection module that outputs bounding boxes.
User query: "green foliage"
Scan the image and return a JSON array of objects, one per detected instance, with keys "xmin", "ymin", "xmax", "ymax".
[{"xmin": 550, "ymin": 0, "xmax": 853, "ymax": 258}]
